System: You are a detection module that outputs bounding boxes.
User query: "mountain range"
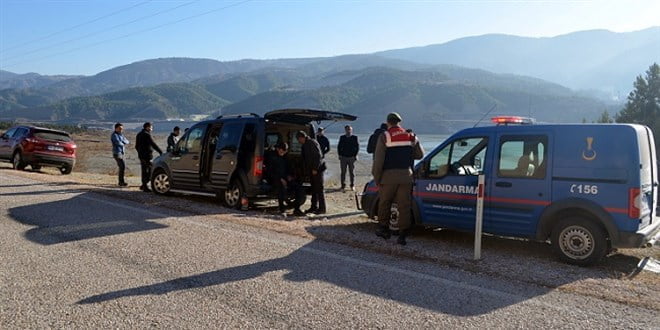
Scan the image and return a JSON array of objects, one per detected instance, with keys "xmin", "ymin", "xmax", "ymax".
[{"xmin": 1, "ymin": 27, "xmax": 657, "ymax": 132}]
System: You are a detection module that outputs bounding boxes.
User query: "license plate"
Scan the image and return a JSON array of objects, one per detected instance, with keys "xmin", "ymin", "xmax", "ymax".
[{"xmin": 47, "ymin": 145, "xmax": 64, "ymax": 152}]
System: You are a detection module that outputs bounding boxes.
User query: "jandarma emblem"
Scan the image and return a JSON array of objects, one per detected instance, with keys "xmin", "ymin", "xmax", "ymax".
[{"xmin": 582, "ymin": 137, "xmax": 596, "ymax": 161}]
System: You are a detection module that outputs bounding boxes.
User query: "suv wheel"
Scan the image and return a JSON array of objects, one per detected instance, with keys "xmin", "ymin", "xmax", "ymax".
[
  {"xmin": 60, "ymin": 165, "xmax": 72, "ymax": 175},
  {"xmin": 223, "ymin": 179, "xmax": 244, "ymax": 209},
  {"xmin": 152, "ymin": 169, "xmax": 171, "ymax": 195},
  {"xmin": 551, "ymin": 217, "xmax": 607, "ymax": 266},
  {"xmin": 12, "ymin": 152, "xmax": 26, "ymax": 170}
]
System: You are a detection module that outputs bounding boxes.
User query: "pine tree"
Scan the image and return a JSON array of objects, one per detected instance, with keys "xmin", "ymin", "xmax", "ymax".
[{"xmin": 616, "ymin": 63, "xmax": 660, "ymax": 135}]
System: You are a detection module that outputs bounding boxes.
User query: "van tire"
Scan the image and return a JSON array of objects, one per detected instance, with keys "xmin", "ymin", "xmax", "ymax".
[
  {"xmin": 222, "ymin": 179, "xmax": 244, "ymax": 209},
  {"xmin": 151, "ymin": 169, "xmax": 171, "ymax": 195},
  {"xmin": 551, "ymin": 217, "xmax": 607, "ymax": 266}
]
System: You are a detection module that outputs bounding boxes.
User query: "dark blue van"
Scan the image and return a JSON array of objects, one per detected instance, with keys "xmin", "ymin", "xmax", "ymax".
[{"xmin": 360, "ymin": 116, "xmax": 660, "ymax": 265}]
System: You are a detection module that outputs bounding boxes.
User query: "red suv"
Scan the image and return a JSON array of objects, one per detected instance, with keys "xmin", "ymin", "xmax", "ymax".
[{"xmin": 0, "ymin": 126, "xmax": 77, "ymax": 174}]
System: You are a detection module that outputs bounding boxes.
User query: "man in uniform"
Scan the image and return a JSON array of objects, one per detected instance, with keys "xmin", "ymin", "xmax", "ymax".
[{"xmin": 372, "ymin": 112, "xmax": 424, "ymax": 245}]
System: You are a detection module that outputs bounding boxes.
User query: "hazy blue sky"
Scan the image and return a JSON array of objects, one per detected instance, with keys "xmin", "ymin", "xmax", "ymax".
[{"xmin": 1, "ymin": 0, "xmax": 658, "ymax": 75}]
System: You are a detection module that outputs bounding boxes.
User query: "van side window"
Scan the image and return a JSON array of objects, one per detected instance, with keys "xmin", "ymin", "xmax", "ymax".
[
  {"xmin": 183, "ymin": 127, "xmax": 205, "ymax": 153},
  {"xmin": 427, "ymin": 137, "xmax": 488, "ymax": 178},
  {"xmin": 498, "ymin": 135, "xmax": 547, "ymax": 179},
  {"xmin": 216, "ymin": 123, "xmax": 243, "ymax": 152}
]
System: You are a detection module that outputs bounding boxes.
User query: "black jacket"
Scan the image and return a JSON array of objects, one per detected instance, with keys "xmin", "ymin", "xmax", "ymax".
[
  {"xmin": 301, "ymin": 138, "xmax": 325, "ymax": 172},
  {"xmin": 337, "ymin": 135, "xmax": 359, "ymax": 157},
  {"xmin": 367, "ymin": 128, "xmax": 386, "ymax": 154},
  {"xmin": 135, "ymin": 129, "xmax": 163, "ymax": 160},
  {"xmin": 317, "ymin": 135, "xmax": 330, "ymax": 156}
]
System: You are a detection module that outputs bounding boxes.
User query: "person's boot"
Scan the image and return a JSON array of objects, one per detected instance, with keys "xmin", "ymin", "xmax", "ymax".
[
  {"xmin": 375, "ymin": 225, "xmax": 391, "ymax": 239},
  {"xmin": 397, "ymin": 229, "xmax": 408, "ymax": 245}
]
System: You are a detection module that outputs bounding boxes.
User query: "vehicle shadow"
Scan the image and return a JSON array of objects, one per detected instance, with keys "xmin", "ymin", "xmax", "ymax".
[
  {"xmin": 75, "ymin": 223, "xmax": 645, "ymax": 316},
  {"xmin": 8, "ymin": 192, "xmax": 168, "ymax": 245}
]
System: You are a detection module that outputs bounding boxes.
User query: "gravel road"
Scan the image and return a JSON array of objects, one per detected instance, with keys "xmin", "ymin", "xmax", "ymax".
[{"xmin": 1, "ymin": 170, "xmax": 659, "ymax": 328}]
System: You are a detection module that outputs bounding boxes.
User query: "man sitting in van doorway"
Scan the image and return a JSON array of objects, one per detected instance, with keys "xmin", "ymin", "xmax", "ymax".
[{"xmin": 269, "ymin": 142, "xmax": 305, "ymax": 217}]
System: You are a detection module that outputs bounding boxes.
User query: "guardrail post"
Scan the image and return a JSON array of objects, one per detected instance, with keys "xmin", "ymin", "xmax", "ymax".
[{"xmin": 474, "ymin": 174, "xmax": 485, "ymax": 260}]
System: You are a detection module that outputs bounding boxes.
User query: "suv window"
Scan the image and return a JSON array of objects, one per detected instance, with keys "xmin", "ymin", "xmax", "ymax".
[
  {"xmin": 3, "ymin": 128, "xmax": 17, "ymax": 138},
  {"xmin": 498, "ymin": 135, "xmax": 547, "ymax": 178},
  {"xmin": 216, "ymin": 123, "xmax": 244, "ymax": 152},
  {"xmin": 14, "ymin": 128, "xmax": 28, "ymax": 138},
  {"xmin": 427, "ymin": 137, "xmax": 488, "ymax": 178},
  {"xmin": 34, "ymin": 129, "xmax": 72, "ymax": 142},
  {"xmin": 182, "ymin": 126, "xmax": 205, "ymax": 153}
]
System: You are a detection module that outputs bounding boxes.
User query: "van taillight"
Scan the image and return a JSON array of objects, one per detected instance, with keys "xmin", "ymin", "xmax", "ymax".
[
  {"xmin": 628, "ymin": 188, "xmax": 641, "ymax": 219},
  {"xmin": 253, "ymin": 156, "xmax": 263, "ymax": 177}
]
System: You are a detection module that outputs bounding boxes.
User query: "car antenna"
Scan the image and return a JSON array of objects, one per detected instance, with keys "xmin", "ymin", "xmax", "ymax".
[{"xmin": 473, "ymin": 104, "xmax": 497, "ymax": 128}]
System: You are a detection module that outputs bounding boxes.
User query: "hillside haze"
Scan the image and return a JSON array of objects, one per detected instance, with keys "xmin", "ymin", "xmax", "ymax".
[{"xmin": 377, "ymin": 27, "xmax": 660, "ymax": 96}]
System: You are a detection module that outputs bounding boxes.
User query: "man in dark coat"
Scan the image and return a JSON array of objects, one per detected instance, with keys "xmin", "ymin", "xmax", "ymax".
[
  {"xmin": 135, "ymin": 122, "xmax": 163, "ymax": 192},
  {"xmin": 297, "ymin": 130, "xmax": 326, "ymax": 214},
  {"xmin": 367, "ymin": 123, "xmax": 388, "ymax": 157},
  {"xmin": 166, "ymin": 126, "xmax": 181, "ymax": 152},
  {"xmin": 316, "ymin": 127, "xmax": 330, "ymax": 157},
  {"xmin": 337, "ymin": 125, "xmax": 359, "ymax": 191}
]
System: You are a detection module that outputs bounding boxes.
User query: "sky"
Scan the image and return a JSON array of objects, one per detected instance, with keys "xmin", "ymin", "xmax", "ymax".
[{"xmin": 0, "ymin": 0, "xmax": 658, "ymax": 76}]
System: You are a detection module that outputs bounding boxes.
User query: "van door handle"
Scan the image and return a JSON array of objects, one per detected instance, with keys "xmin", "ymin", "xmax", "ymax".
[{"xmin": 495, "ymin": 181, "xmax": 512, "ymax": 188}]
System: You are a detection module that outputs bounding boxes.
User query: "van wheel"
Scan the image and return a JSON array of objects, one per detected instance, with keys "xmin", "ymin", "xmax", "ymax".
[
  {"xmin": 60, "ymin": 165, "xmax": 72, "ymax": 175},
  {"xmin": 12, "ymin": 151, "xmax": 26, "ymax": 170},
  {"xmin": 551, "ymin": 217, "xmax": 607, "ymax": 266},
  {"xmin": 223, "ymin": 179, "xmax": 244, "ymax": 209},
  {"xmin": 31, "ymin": 165, "xmax": 42, "ymax": 171},
  {"xmin": 151, "ymin": 169, "xmax": 171, "ymax": 195}
]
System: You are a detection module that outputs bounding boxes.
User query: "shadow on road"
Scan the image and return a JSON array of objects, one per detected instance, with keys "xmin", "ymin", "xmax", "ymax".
[
  {"xmin": 8, "ymin": 192, "xmax": 168, "ymax": 245},
  {"xmin": 75, "ymin": 223, "xmax": 645, "ymax": 316}
]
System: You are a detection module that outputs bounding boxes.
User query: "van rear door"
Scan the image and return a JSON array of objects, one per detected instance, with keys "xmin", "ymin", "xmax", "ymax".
[
  {"xmin": 264, "ymin": 109, "xmax": 357, "ymax": 124},
  {"xmin": 636, "ymin": 125, "xmax": 657, "ymax": 226}
]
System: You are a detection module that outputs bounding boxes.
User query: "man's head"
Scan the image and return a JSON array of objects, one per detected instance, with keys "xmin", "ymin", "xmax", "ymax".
[
  {"xmin": 344, "ymin": 125, "xmax": 353, "ymax": 136},
  {"xmin": 114, "ymin": 122, "xmax": 123, "ymax": 133},
  {"xmin": 380, "ymin": 123, "xmax": 387, "ymax": 130},
  {"xmin": 296, "ymin": 130, "xmax": 308, "ymax": 145},
  {"xmin": 317, "ymin": 127, "xmax": 324, "ymax": 136},
  {"xmin": 143, "ymin": 122, "xmax": 153, "ymax": 132},
  {"xmin": 275, "ymin": 142, "xmax": 289, "ymax": 156},
  {"xmin": 173, "ymin": 126, "xmax": 180, "ymax": 136},
  {"xmin": 386, "ymin": 112, "xmax": 402, "ymax": 127}
]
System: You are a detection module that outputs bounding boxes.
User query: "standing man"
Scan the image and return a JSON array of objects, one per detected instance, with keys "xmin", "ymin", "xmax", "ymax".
[
  {"xmin": 316, "ymin": 127, "xmax": 330, "ymax": 157},
  {"xmin": 111, "ymin": 123, "xmax": 129, "ymax": 187},
  {"xmin": 167, "ymin": 126, "xmax": 181, "ymax": 152},
  {"xmin": 367, "ymin": 123, "xmax": 388, "ymax": 158},
  {"xmin": 297, "ymin": 131, "xmax": 326, "ymax": 215},
  {"xmin": 135, "ymin": 122, "xmax": 163, "ymax": 192},
  {"xmin": 372, "ymin": 112, "xmax": 424, "ymax": 245},
  {"xmin": 337, "ymin": 125, "xmax": 359, "ymax": 191}
]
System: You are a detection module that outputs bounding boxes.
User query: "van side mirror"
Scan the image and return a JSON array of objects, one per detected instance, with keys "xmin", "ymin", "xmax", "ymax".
[{"xmin": 417, "ymin": 162, "xmax": 428, "ymax": 178}]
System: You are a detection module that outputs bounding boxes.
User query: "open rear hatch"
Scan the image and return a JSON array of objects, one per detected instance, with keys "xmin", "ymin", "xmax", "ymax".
[{"xmin": 264, "ymin": 109, "xmax": 357, "ymax": 124}]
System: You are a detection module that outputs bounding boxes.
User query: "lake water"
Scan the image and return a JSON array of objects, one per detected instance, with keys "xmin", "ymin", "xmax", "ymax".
[{"xmin": 119, "ymin": 121, "xmax": 448, "ymax": 153}]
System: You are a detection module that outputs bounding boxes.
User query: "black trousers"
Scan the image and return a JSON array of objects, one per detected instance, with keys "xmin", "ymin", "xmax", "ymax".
[
  {"xmin": 113, "ymin": 154, "xmax": 126, "ymax": 184},
  {"xmin": 139, "ymin": 158, "xmax": 152, "ymax": 187},
  {"xmin": 310, "ymin": 170, "xmax": 326, "ymax": 212}
]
